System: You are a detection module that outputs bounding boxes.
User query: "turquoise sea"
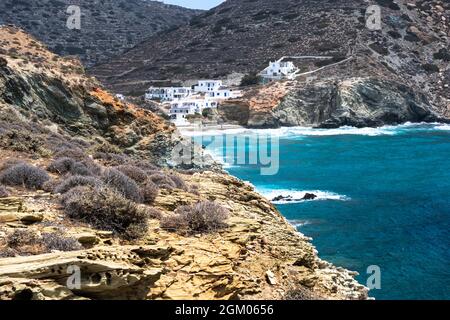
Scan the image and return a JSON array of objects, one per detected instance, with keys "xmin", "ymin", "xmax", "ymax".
[{"xmin": 190, "ymin": 123, "xmax": 450, "ymax": 300}]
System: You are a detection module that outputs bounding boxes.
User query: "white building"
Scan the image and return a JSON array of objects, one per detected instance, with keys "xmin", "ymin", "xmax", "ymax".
[
  {"xmin": 259, "ymin": 60, "xmax": 299, "ymax": 81},
  {"xmin": 145, "ymin": 87, "xmax": 192, "ymax": 101},
  {"xmin": 193, "ymin": 80, "xmax": 223, "ymax": 93},
  {"xmin": 169, "ymin": 99, "xmax": 218, "ymax": 125},
  {"xmin": 144, "ymin": 80, "xmax": 243, "ymax": 125},
  {"xmin": 205, "ymin": 88, "xmax": 242, "ymax": 99},
  {"xmin": 115, "ymin": 94, "xmax": 125, "ymax": 101},
  {"xmin": 193, "ymin": 80, "xmax": 242, "ymax": 99}
]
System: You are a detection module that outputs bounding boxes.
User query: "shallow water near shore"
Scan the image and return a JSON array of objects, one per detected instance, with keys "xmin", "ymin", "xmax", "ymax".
[{"xmin": 192, "ymin": 123, "xmax": 450, "ymax": 300}]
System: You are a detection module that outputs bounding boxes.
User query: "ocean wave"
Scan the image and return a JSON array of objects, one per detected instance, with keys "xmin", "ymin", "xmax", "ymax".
[
  {"xmin": 181, "ymin": 122, "xmax": 450, "ymax": 138},
  {"xmin": 435, "ymin": 124, "xmax": 450, "ymax": 131},
  {"xmin": 259, "ymin": 189, "xmax": 350, "ymax": 204},
  {"xmin": 288, "ymin": 219, "xmax": 311, "ymax": 228}
]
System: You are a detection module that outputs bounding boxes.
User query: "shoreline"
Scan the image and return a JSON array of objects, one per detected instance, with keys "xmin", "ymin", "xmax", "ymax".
[{"xmin": 178, "ymin": 122, "xmax": 450, "ymax": 137}]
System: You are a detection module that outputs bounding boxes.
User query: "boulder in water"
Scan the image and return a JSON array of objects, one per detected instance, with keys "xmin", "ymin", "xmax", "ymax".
[{"xmin": 302, "ymin": 193, "xmax": 318, "ymax": 200}]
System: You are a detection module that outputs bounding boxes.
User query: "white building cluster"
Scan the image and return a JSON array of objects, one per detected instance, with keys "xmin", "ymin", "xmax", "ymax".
[
  {"xmin": 258, "ymin": 59, "xmax": 299, "ymax": 82},
  {"xmin": 145, "ymin": 80, "xmax": 242, "ymax": 125}
]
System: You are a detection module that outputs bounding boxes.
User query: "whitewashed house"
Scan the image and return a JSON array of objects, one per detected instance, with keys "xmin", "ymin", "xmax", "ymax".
[
  {"xmin": 259, "ymin": 60, "xmax": 299, "ymax": 81},
  {"xmin": 169, "ymin": 98, "xmax": 218, "ymax": 125},
  {"xmin": 193, "ymin": 80, "xmax": 223, "ymax": 93},
  {"xmin": 205, "ymin": 88, "xmax": 243, "ymax": 99},
  {"xmin": 193, "ymin": 80, "xmax": 242, "ymax": 99},
  {"xmin": 145, "ymin": 87, "xmax": 192, "ymax": 101}
]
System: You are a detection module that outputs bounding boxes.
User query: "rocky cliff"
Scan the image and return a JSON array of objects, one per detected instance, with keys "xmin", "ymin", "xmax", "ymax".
[
  {"xmin": 0, "ymin": 27, "xmax": 368, "ymax": 300},
  {"xmin": 220, "ymin": 77, "xmax": 445, "ymax": 128}
]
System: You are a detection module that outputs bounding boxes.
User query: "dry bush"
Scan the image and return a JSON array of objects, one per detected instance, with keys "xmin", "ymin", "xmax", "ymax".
[
  {"xmin": 115, "ymin": 165, "xmax": 147, "ymax": 183},
  {"xmin": 161, "ymin": 201, "xmax": 229, "ymax": 235},
  {"xmin": 53, "ymin": 147, "xmax": 87, "ymax": 161},
  {"xmin": 0, "ymin": 129, "xmax": 46, "ymax": 154},
  {"xmin": 0, "ymin": 163, "xmax": 49, "ymax": 189},
  {"xmin": 0, "ymin": 159, "xmax": 26, "ymax": 172},
  {"xmin": 92, "ymin": 142, "xmax": 122, "ymax": 155},
  {"xmin": 6, "ymin": 229, "xmax": 41, "ymax": 249},
  {"xmin": 190, "ymin": 184, "xmax": 200, "ymax": 196},
  {"xmin": 0, "ymin": 185, "xmax": 9, "ymax": 198},
  {"xmin": 168, "ymin": 174, "xmax": 188, "ymax": 191},
  {"xmin": 47, "ymin": 157, "xmax": 76, "ymax": 174},
  {"xmin": 102, "ymin": 168, "xmax": 143, "ymax": 203},
  {"xmin": 143, "ymin": 206, "xmax": 162, "ymax": 220},
  {"xmin": 132, "ymin": 160, "xmax": 158, "ymax": 171},
  {"xmin": 147, "ymin": 173, "xmax": 177, "ymax": 190},
  {"xmin": 69, "ymin": 162, "xmax": 94, "ymax": 176},
  {"xmin": 283, "ymin": 287, "xmax": 317, "ymax": 300},
  {"xmin": 41, "ymin": 233, "xmax": 82, "ymax": 252},
  {"xmin": 140, "ymin": 179, "xmax": 159, "ymax": 205},
  {"xmin": 42, "ymin": 179, "xmax": 61, "ymax": 193},
  {"xmin": 5, "ymin": 229, "xmax": 81, "ymax": 255},
  {"xmin": 54, "ymin": 175, "xmax": 101, "ymax": 194},
  {"xmin": 61, "ymin": 186, "xmax": 149, "ymax": 240},
  {"xmin": 93, "ymin": 152, "xmax": 131, "ymax": 166}
]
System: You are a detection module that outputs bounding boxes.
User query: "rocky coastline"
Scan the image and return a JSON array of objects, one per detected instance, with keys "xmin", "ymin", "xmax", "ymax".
[{"xmin": 0, "ymin": 26, "xmax": 368, "ymax": 300}]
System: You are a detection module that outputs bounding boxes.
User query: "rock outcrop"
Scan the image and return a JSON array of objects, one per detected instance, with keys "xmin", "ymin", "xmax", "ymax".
[
  {"xmin": 275, "ymin": 78, "xmax": 443, "ymax": 128},
  {"xmin": 0, "ymin": 26, "xmax": 193, "ymax": 167},
  {"xmin": 0, "ymin": 174, "xmax": 368, "ymax": 300},
  {"xmin": 219, "ymin": 77, "xmax": 443, "ymax": 128}
]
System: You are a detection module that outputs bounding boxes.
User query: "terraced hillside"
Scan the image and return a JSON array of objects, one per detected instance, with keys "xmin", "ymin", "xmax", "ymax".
[{"xmin": 0, "ymin": 0, "xmax": 201, "ymax": 66}]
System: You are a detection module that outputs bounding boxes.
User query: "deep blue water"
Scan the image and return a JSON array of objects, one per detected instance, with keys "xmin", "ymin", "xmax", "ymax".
[{"xmin": 191, "ymin": 124, "xmax": 450, "ymax": 300}]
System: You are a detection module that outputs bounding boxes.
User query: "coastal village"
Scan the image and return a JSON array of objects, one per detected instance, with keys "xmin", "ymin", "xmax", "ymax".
[
  {"xmin": 145, "ymin": 80, "xmax": 243, "ymax": 125},
  {"xmin": 144, "ymin": 58, "xmax": 300, "ymax": 126}
]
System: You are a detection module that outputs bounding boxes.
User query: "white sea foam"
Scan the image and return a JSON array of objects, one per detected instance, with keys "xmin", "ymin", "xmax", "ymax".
[
  {"xmin": 288, "ymin": 220, "xmax": 311, "ymax": 228},
  {"xmin": 180, "ymin": 123, "xmax": 450, "ymax": 138},
  {"xmin": 435, "ymin": 124, "xmax": 450, "ymax": 131},
  {"xmin": 259, "ymin": 189, "xmax": 350, "ymax": 204}
]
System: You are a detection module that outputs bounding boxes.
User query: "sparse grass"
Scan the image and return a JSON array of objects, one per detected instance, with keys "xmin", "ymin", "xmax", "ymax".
[
  {"xmin": 161, "ymin": 201, "xmax": 229, "ymax": 235},
  {"xmin": 61, "ymin": 186, "xmax": 149, "ymax": 240},
  {"xmin": 0, "ymin": 163, "xmax": 49, "ymax": 189}
]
